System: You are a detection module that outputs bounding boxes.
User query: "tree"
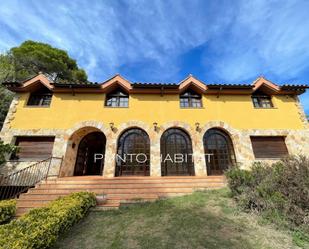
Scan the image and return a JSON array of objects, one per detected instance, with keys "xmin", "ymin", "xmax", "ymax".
[
  {"xmin": 0, "ymin": 86, "xmax": 13, "ymax": 128},
  {"xmin": 0, "ymin": 40, "xmax": 88, "ymax": 129},
  {"xmin": 1, "ymin": 40, "xmax": 88, "ymax": 83},
  {"xmin": 0, "ymin": 55, "xmax": 14, "ymax": 128}
]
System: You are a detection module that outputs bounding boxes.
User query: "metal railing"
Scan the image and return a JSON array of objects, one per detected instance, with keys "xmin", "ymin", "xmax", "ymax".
[{"xmin": 0, "ymin": 156, "xmax": 63, "ymax": 200}]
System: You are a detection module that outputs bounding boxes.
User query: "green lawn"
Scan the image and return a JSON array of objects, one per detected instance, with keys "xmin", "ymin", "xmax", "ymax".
[{"xmin": 53, "ymin": 188, "xmax": 301, "ymax": 249}]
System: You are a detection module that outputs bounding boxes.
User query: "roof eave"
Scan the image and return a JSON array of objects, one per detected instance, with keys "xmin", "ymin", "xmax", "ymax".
[{"xmin": 52, "ymin": 83, "xmax": 100, "ymax": 88}]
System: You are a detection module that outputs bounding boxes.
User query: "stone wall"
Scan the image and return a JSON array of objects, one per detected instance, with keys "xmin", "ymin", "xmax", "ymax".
[
  {"xmin": 1, "ymin": 120, "xmax": 308, "ymax": 177},
  {"xmin": 295, "ymin": 96, "xmax": 309, "ymax": 129}
]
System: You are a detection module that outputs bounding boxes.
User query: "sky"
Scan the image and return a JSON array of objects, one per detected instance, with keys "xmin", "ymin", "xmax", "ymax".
[{"xmin": 0, "ymin": 0, "xmax": 308, "ymax": 114}]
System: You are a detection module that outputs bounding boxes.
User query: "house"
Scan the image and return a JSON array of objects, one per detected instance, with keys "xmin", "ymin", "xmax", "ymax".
[{"xmin": 1, "ymin": 73, "xmax": 308, "ymax": 178}]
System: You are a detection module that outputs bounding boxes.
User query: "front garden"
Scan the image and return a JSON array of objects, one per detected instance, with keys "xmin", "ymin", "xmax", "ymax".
[
  {"xmin": 0, "ymin": 156, "xmax": 308, "ymax": 249},
  {"xmin": 52, "ymin": 188, "xmax": 302, "ymax": 249}
]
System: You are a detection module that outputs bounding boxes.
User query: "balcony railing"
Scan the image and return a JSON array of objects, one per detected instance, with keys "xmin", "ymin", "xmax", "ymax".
[{"xmin": 0, "ymin": 157, "xmax": 63, "ymax": 200}]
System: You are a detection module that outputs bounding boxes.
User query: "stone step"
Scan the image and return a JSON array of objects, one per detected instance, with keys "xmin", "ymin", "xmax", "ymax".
[
  {"xmin": 15, "ymin": 208, "xmax": 31, "ymax": 217},
  {"xmin": 49, "ymin": 176, "xmax": 225, "ymax": 184},
  {"xmin": 19, "ymin": 193, "xmax": 158, "ymax": 200},
  {"xmin": 93, "ymin": 201, "xmax": 120, "ymax": 211},
  {"xmin": 28, "ymin": 185, "xmax": 224, "ymax": 194},
  {"xmin": 19, "ymin": 193, "xmax": 159, "ymax": 201},
  {"xmin": 55, "ymin": 176, "xmax": 224, "ymax": 180},
  {"xmin": 16, "ymin": 198, "xmax": 123, "ymax": 207},
  {"xmin": 15, "ymin": 175, "xmax": 226, "ymax": 216},
  {"xmin": 37, "ymin": 182, "xmax": 225, "ymax": 189},
  {"xmin": 15, "ymin": 200, "xmax": 122, "ymax": 216},
  {"xmin": 43, "ymin": 179, "xmax": 225, "ymax": 185},
  {"xmin": 17, "ymin": 201, "xmax": 48, "ymax": 208}
]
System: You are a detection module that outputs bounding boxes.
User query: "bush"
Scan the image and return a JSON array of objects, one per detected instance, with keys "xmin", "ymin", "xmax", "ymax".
[
  {"xmin": 225, "ymin": 156, "xmax": 309, "ymax": 234},
  {"xmin": 0, "ymin": 191, "xmax": 96, "ymax": 249},
  {"xmin": 225, "ymin": 167, "xmax": 252, "ymax": 196},
  {"xmin": 0, "ymin": 199, "xmax": 16, "ymax": 224}
]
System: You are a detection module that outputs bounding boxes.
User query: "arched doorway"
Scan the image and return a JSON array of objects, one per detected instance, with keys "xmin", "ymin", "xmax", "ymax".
[
  {"xmin": 116, "ymin": 128, "xmax": 150, "ymax": 176},
  {"xmin": 161, "ymin": 128, "xmax": 194, "ymax": 176},
  {"xmin": 203, "ymin": 128, "xmax": 236, "ymax": 175},
  {"xmin": 74, "ymin": 131, "xmax": 106, "ymax": 176}
]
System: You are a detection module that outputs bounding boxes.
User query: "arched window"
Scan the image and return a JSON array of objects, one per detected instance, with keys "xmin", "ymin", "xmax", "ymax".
[
  {"xmin": 161, "ymin": 128, "xmax": 194, "ymax": 176},
  {"xmin": 203, "ymin": 128, "xmax": 236, "ymax": 175},
  {"xmin": 116, "ymin": 128, "xmax": 150, "ymax": 176},
  {"xmin": 27, "ymin": 87, "xmax": 52, "ymax": 106},
  {"xmin": 180, "ymin": 89, "xmax": 202, "ymax": 108},
  {"xmin": 105, "ymin": 88, "xmax": 129, "ymax": 107},
  {"xmin": 74, "ymin": 132, "xmax": 106, "ymax": 176}
]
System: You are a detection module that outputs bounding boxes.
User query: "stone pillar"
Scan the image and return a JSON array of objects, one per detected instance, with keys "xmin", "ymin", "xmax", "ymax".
[
  {"xmin": 150, "ymin": 131, "xmax": 161, "ymax": 177},
  {"xmin": 233, "ymin": 133, "xmax": 254, "ymax": 170},
  {"xmin": 192, "ymin": 131, "xmax": 207, "ymax": 176},
  {"xmin": 103, "ymin": 133, "xmax": 117, "ymax": 177},
  {"xmin": 49, "ymin": 134, "xmax": 67, "ymax": 176}
]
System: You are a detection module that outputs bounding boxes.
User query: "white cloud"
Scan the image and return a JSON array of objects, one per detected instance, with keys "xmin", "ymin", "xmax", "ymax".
[
  {"xmin": 208, "ymin": 0, "xmax": 309, "ymax": 82},
  {"xmin": 0, "ymin": 0, "xmax": 235, "ymax": 81}
]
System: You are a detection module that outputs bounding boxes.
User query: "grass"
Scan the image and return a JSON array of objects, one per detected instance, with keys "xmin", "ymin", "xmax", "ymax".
[{"xmin": 52, "ymin": 188, "xmax": 302, "ymax": 249}]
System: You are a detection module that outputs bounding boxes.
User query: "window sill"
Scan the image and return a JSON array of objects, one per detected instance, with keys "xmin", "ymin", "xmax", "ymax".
[
  {"xmin": 104, "ymin": 106, "xmax": 129, "ymax": 108},
  {"xmin": 180, "ymin": 107, "xmax": 205, "ymax": 109},
  {"xmin": 25, "ymin": 105, "xmax": 51, "ymax": 108},
  {"xmin": 253, "ymin": 107, "xmax": 277, "ymax": 109}
]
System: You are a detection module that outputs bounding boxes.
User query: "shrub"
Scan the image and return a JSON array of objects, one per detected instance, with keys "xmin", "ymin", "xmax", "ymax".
[
  {"xmin": 0, "ymin": 191, "xmax": 96, "ymax": 249},
  {"xmin": 225, "ymin": 167, "xmax": 252, "ymax": 196},
  {"xmin": 0, "ymin": 199, "xmax": 16, "ymax": 224},
  {"xmin": 225, "ymin": 156, "xmax": 309, "ymax": 234}
]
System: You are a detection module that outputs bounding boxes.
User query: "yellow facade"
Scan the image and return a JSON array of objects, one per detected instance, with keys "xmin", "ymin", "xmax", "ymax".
[
  {"xmin": 11, "ymin": 92, "xmax": 304, "ymax": 130},
  {"xmin": 2, "ymin": 74, "xmax": 309, "ymax": 178}
]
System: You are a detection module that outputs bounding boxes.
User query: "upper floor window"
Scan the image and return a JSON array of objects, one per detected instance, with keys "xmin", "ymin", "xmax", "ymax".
[
  {"xmin": 105, "ymin": 89, "xmax": 129, "ymax": 107},
  {"xmin": 27, "ymin": 88, "xmax": 52, "ymax": 106},
  {"xmin": 252, "ymin": 95, "xmax": 273, "ymax": 108},
  {"xmin": 180, "ymin": 90, "xmax": 202, "ymax": 108}
]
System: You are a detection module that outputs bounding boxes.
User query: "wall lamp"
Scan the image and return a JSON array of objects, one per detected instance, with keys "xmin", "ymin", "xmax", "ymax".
[
  {"xmin": 153, "ymin": 122, "xmax": 159, "ymax": 132},
  {"xmin": 109, "ymin": 122, "xmax": 116, "ymax": 132},
  {"xmin": 195, "ymin": 122, "xmax": 200, "ymax": 132}
]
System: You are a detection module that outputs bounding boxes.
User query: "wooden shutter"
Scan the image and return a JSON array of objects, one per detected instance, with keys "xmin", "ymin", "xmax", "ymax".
[
  {"xmin": 13, "ymin": 136, "xmax": 55, "ymax": 160},
  {"xmin": 250, "ymin": 136, "xmax": 289, "ymax": 159}
]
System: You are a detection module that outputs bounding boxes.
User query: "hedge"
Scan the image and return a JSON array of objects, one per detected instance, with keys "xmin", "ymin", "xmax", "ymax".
[
  {"xmin": 225, "ymin": 156, "xmax": 309, "ymax": 245},
  {"xmin": 0, "ymin": 199, "xmax": 16, "ymax": 224},
  {"xmin": 0, "ymin": 191, "xmax": 96, "ymax": 249}
]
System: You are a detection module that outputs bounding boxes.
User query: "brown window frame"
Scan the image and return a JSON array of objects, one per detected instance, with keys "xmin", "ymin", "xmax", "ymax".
[
  {"xmin": 160, "ymin": 128, "xmax": 195, "ymax": 176},
  {"xmin": 251, "ymin": 95, "xmax": 273, "ymax": 108},
  {"xmin": 250, "ymin": 136, "xmax": 289, "ymax": 159},
  {"xmin": 116, "ymin": 128, "xmax": 150, "ymax": 176},
  {"xmin": 27, "ymin": 88, "xmax": 53, "ymax": 107},
  {"xmin": 105, "ymin": 89, "xmax": 129, "ymax": 108},
  {"xmin": 180, "ymin": 90, "xmax": 202, "ymax": 108},
  {"xmin": 203, "ymin": 128, "xmax": 236, "ymax": 175}
]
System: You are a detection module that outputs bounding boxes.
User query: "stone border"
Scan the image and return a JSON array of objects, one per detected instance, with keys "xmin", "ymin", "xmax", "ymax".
[
  {"xmin": 200, "ymin": 121, "xmax": 242, "ymax": 167},
  {"xmin": 1, "ymin": 120, "xmax": 309, "ymax": 177},
  {"xmin": 295, "ymin": 96, "xmax": 309, "ymax": 129},
  {"xmin": 60, "ymin": 121, "xmax": 112, "ymax": 177},
  {"xmin": 158, "ymin": 121, "xmax": 207, "ymax": 176},
  {"xmin": 103, "ymin": 120, "xmax": 152, "ymax": 177},
  {"xmin": 1, "ymin": 95, "xmax": 20, "ymax": 133}
]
